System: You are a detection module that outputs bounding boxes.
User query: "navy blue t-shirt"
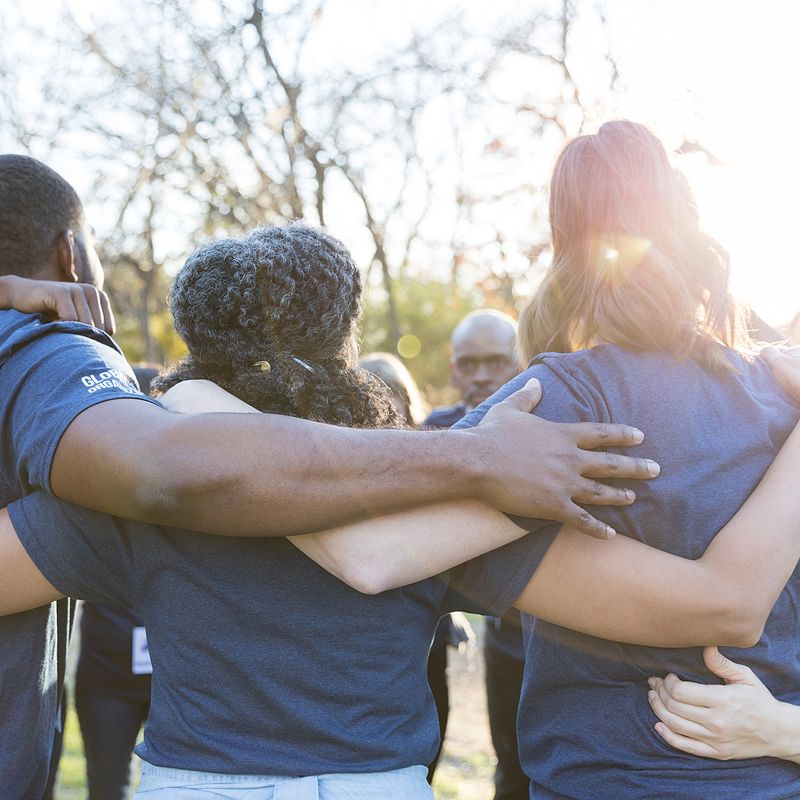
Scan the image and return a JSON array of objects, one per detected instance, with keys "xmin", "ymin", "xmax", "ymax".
[
  {"xmin": 9, "ymin": 490, "xmax": 541, "ymax": 776},
  {"xmin": 454, "ymin": 344, "xmax": 800, "ymax": 800},
  {"xmin": 422, "ymin": 404, "xmax": 466, "ymax": 430},
  {"xmin": 0, "ymin": 310, "xmax": 158, "ymax": 799}
]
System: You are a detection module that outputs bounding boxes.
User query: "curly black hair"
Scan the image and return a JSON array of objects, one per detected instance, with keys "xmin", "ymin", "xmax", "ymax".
[
  {"xmin": 0, "ymin": 155, "xmax": 84, "ymax": 276},
  {"xmin": 154, "ymin": 224, "xmax": 401, "ymax": 429}
]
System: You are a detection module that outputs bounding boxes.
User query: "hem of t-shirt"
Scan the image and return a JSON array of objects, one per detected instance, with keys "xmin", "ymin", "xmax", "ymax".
[
  {"xmin": 485, "ymin": 532, "xmax": 554, "ymax": 615},
  {"xmin": 449, "ymin": 530, "xmax": 554, "ymax": 618},
  {"xmin": 8, "ymin": 501, "xmax": 74, "ymax": 599},
  {"xmin": 135, "ymin": 747, "xmax": 431, "ymax": 779},
  {"xmin": 36, "ymin": 392, "xmax": 162, "ymax": 494}
]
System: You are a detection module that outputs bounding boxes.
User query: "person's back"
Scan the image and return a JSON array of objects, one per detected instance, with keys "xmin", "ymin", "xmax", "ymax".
[
  {"xmin": 468, "ymin": 344, "xmax": 800, "ymax": 798},
  {"xmin": 10, "ymin": 503, "xmax": 493, "ymax": 774}
]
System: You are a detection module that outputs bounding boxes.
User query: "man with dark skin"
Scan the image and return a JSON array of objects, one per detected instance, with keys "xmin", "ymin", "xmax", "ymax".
[
  {"xmin": 424, "ymin": 309, "xmax": 528, "ymax": 799},
  {"xmin": 0, "ymin": 155, "xmax": 656, "ymax": 798}
]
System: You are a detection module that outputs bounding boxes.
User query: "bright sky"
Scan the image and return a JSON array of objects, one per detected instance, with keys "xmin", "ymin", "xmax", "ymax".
[{"xmin": 10, "ymin": 0, "xmax": 800, "ymax": 324}]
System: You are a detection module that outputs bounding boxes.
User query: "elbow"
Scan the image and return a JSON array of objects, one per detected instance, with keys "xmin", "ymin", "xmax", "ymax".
[
  {"xmin": 331, "ymin": 549, "xmax": 396, "ymax": 595},
  {"xmin": 711, "ymin": 593, "xmax": 769, "ymax": 649},
  {"xmin": 339, "ymin": 560, "xmax": 393, "ymax": 596},
  {"xmin": 716, "ymin": 614, "xmax": 765, "ymax": 648}
]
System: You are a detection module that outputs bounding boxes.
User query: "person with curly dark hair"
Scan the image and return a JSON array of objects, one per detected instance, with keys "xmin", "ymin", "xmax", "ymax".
[{"xmin": 154, "ymin": 224, "xmax": 399, "ymax": 429}]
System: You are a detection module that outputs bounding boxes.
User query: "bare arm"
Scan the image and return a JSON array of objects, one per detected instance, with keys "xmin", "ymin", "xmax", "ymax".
[
  {"xmin": 0, "ymin": 508, "xmax": 63, "ymax": 614},
  {"xmin": 295, "ymin": 419, "xmax": 800, "ymax": 648},
  {"xmin": 114, "ymin": 378, "xmax": 655, "ymax": 537}
]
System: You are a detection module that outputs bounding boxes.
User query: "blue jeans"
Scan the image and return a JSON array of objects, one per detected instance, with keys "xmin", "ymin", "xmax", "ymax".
[{"xmin": 135, "ymin": 762, "xmax": 433, "ymax": 799}]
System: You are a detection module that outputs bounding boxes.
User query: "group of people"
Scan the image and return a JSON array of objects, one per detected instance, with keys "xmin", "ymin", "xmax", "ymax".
[{"xmin": 0, "ymin": 118, "xmax": 799, "ymax": 800}]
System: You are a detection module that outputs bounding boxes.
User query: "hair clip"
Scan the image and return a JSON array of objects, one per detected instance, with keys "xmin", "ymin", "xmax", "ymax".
[
  {"xmin": 253, "ymin": 360, "xmax": 271, "ymax": 372},
  {"xmin": 291, "ymin": 356, "xmax": 316, "ymax": 374}
]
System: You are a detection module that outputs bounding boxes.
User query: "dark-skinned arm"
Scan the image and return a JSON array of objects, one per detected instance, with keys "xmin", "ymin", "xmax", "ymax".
[
  {"xmin": 0, "ymin": 274, "xmax": 115, "ymax": 333},
  {"xmin": 50, "ymin": 380, "xmax": 657, "ymax": 537}
]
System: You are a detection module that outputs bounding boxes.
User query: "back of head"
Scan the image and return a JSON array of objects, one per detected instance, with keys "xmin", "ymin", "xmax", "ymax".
[
  {"xmin": 359, "ymin": 352, "xmax": 429, "ymax": 426},
  {"xmin": 0, "ymin": 155, "xmax": 84, "ymax": 277},
  {"xmin": 521, "ymin": 120, "xmax": 747, "ymax": 371},
  {"xmin": 155, "ymin": 223, "xmax": 399, "ymax": 428}
]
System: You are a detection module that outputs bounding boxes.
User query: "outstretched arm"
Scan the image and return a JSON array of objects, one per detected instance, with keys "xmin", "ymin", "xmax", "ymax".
[
  {"xmin": 294, "ymin": 416, "xmax": 800, "ymax": 648},
  {"xmin": 159, "ymin": 378, "xmax": 800, "ymax": 645},
  {"xmin": 647, "ymin": 647, "xmax": 800, "ymax": 763},
  {"xmin": 141, "ymin": 378, "xmax": 655, "ymax": 538}
]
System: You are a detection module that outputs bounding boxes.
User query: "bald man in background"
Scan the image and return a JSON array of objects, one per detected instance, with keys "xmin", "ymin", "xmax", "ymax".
[{"xmin": 424, "ymin": 310, "xmax": 528, "ymax": 800}]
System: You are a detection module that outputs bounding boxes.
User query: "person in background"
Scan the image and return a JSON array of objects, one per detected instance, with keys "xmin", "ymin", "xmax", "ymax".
[
  {"xmin": 74, "ymin": 365, "xmax": 159, "ymax": 800},
  {"xmin": 422, "ymin": 310, "xmax": 528, "ymax": 799},
  {"xmin": 360, "ymin": 351, "xmax": 477, "ymax": 783},
  {"xmin": 358, "ymin": 352, "xmax": 429, "ymax": 427}
]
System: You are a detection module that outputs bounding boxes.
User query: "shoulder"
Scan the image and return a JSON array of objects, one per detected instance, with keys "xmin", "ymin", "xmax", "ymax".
[
  {"xmin": 422, "ymin": 404, "xmax": 466, "ymax": 429},
  {"xmin": 0, "ymin": 309, "xmax": 126, "ymax": 369},
  {"xmin": 452, "ymin": 352, "xmax": 612, "ymax": 431},
  {"xmin": 0, "ymin": 310, "xmax": 148, "ymax": 401}
]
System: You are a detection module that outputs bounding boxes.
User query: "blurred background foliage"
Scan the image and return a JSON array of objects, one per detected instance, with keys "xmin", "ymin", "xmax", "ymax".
[{"xmin": 0, "ymin": 0, "xmax": 620, "ymax": 393}]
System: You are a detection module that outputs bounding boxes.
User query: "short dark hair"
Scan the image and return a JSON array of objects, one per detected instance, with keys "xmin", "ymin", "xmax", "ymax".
[
  {"xmin": 0, "ymin": 154, "xmax": 84, "ymax": 276},
  {"xmin": 154, "ymin": 224, "xmax": 401, "ymax": 429}
]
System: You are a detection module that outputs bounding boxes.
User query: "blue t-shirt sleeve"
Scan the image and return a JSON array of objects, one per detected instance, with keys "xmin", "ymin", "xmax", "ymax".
[
  {"xmin": 442, "ymin": 359, "xmax": 600, "ymax": 614},
  {"xmin": 0, "ymin": 323, "xmax": 161, "ymax": 494},
  {"xmin": 441, "ymin": 523, "xmax": 560, "ymax": 616},
  {"xmin": 8, "ymin": 492, "xmax": 135, "ymax": 606}
]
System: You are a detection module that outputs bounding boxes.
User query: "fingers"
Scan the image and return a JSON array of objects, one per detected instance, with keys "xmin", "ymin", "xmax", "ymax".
[
  {"xmin": 497, "ymin": 379, "xmax": 542, "ymax": 413},
  {"xmin": 653, "ymin": 722, "xmax": 721, "ymax": 759},
  {"xmin": 648, "ymin": 686, "xmax": 713, "ymax": 740},
  {"xmin": 51, "ymin": 288, "xmax": 79, "ymax": 323},
  {"xmin": 70, "ymin": 286, "xmax": 95, "ymax": 327},
  {"xmin": 648, "ymin": 676, "xmax": 713, "ymax": 728},
  {"xmin": 570, "ymin": 422, "xmax": 644, "ymax": 450},
  {"xmin": 560, "ymin": 502, "xmax": 616, "ymax": 539},
  {"xmin": 760, "ymin": 346, "xmax": 800, "ymax": 400},
  {"xmin": 759, "ymin": 345, "xmax": 781, "ymax": 366},
  {"xmin": 580, "ymin": 449, "xmax": 660, "ymax": 480},
  {"xmin": 702, "ymin": 646, "xmax": 758, "ymax": 686},
  {"xmin": 98, "ymin": 289, "xmax": 116, "ymax": 334},
  {"xmin": 648, "ymin": 674, "xmax": 717, "ymax": 709},
  {"xmin": 72, "ymin": 284, "xmax": 115, "ymax": 333},
  {"xmin": 82, "ymin": 284, "xmax": 103, "ymax": 327},
  {"xmin": 572, "ymin": 479, "xmax": 635, "ymax": 507}
]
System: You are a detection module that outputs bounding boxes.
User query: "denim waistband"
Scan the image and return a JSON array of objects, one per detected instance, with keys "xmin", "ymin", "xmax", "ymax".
[{"xmin": 135, "ymin": 762, "xmax": 432, "ymax": 800}]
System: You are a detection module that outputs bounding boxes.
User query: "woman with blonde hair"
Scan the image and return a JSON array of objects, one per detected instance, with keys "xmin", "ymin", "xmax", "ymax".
[{"xmin": 277, "ymin": 120, "xmax": 800, "ymax": 798}]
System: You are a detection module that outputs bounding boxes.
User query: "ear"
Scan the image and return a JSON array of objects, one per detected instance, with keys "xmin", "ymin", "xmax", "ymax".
[{"xmin": 54, "ymin": 230, "xmax": 80, "ymax": 283}]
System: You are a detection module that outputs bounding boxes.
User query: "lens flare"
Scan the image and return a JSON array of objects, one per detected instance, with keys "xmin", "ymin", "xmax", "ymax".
[{"xmin": 397, "ymin": 334, "xmax": 422, "ymax": 359}]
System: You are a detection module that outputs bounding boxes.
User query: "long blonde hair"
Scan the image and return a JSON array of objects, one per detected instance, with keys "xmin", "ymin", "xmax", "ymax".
[{"xmin": 520, "ymin": 120, "xmax": 748, "ymax": 371}]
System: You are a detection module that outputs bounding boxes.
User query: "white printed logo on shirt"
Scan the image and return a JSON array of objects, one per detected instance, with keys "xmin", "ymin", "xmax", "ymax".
[{"xmin": 81, "ymin": 369, "xmax": 142, "ymax": 395}]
